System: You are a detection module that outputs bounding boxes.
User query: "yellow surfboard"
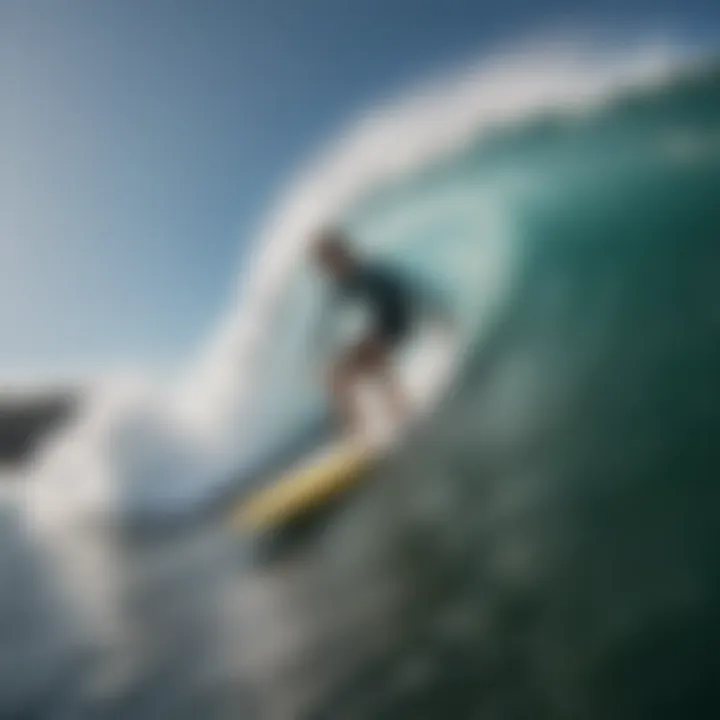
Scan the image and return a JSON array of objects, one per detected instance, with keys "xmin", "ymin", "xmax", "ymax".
[{"xmin": 229, "ymin": 440, "xmax": 378, "ymax": 532}]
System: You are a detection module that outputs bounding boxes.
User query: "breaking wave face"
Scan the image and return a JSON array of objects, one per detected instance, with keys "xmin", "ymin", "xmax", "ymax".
[{"xmin": 22, "ymin": 36, "xmax": 696, "ymax": 526}]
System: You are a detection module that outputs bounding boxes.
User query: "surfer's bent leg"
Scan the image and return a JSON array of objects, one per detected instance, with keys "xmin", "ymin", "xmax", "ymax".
[
  {"xmin": 330, "ymin": 333, "xmax": 409, "ymax": 434},
  {"xmin": 329, "ymin": 353, "xmax": 357, "ymax": 433},
  {"xmin": 330, "ymin": 336, "xmax": 385, "ymax": 433},
  {"xmin": 374, "ymin": 312, "xmax": 412, "ymax": 427},
  {"xmin": 376, "ymin": 355, "xmax": 410, "ymax": 427}
]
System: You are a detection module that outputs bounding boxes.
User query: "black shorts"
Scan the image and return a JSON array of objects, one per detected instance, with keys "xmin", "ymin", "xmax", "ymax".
[{"xmin": 374, "ymin": 307, "xmax": 411, "ymax": 348}]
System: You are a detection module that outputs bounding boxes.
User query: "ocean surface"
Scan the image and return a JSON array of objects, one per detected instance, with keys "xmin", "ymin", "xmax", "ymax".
[{"xmin": 2, "ymin": 48, "xmax": 720, "ymax": 719}]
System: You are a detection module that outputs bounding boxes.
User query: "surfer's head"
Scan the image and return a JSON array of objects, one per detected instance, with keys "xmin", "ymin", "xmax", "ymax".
[{"xmin": 313, "ymin": 226, "xmax": 357, "ymax": 279}]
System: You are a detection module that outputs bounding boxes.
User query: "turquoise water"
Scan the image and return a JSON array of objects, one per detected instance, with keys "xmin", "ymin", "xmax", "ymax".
[
  {"xmin": 227, "ymin": 59, "xmax": 720, "ymax": 718},
  {"xmin": 237, "ymin": 58, "xmax": 720, "ymax": 479}
]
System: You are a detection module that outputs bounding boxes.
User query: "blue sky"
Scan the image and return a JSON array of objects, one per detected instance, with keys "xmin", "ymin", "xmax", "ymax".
[{"xmin": 0, "ymin": 0, "xmax": 717, "ymax": 382}]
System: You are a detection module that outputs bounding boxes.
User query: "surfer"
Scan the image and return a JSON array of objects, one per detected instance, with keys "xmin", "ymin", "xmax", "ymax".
[{"xmin": 312, "ymin": 226, "xmax": 452, "ymax": 437}]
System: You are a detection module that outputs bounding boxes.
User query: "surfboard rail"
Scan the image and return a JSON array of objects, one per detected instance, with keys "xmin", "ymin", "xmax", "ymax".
[{"xmin": 229, "ymin": 441, "xmax": 376, "ymax": 531}]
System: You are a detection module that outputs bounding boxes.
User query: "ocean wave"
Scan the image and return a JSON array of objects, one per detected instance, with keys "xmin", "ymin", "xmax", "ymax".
[{"xmin": 23, "ymin": 35, "xmax": 696, "ymax": 525}]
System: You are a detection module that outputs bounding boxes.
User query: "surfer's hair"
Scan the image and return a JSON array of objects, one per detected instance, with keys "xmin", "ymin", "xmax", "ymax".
[{"xmin": 313, "ymin": 225, "xmax": 352, "ymax": 259}]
